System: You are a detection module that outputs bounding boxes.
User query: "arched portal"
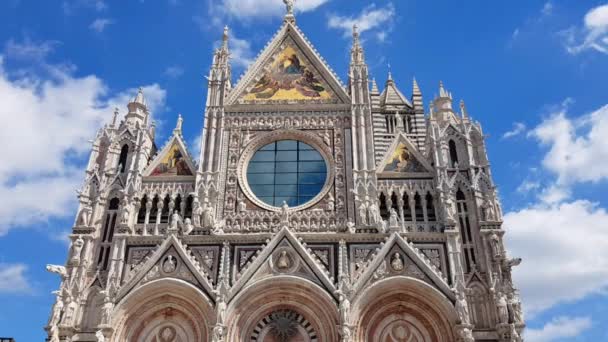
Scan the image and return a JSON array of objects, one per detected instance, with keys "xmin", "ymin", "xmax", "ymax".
[
  {"xmin": 226, "ymin": 276, "xmax": 339, "ymax": 341},
  {"xmin": 112, "ymin": 278, "xmax": 214, "ymax": 342},
  {"xmin": 354, "ymin": 277, "xmax": 457, "ymax": 342}
]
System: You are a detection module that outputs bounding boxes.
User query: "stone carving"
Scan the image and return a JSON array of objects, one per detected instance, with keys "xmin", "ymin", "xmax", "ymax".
[
  {"xmin": 358, "ymin": 202, "xmax": 367, "ymax": 225},
  {"xmin": 389, "ymin": 208, "xmax": 399, "ymax": 228},
  {"xmin": 237, "ymin": 199, "xmax": 247, "ymax": 213},
  {"xmin": 390, "ymin": 252, "xmax": 404, "ymax": 271},
  {"xmin": 95, "ymin": 330, "xmax": 105, "ymax": 342},
  {"xmin": 346, "ymin": 219, "xmax": 356, "ymax": 234},
  {"xmin": 170, "ymin": 210, "xmax": 182, "ymax": 232},
  {"xmin": 496, "ymin": 291, "xmax": 509, "ymax": 324},
  {"xmin": 489, "ymin": 232, "xmax": 501, "ymax": 259},
  {"xmin": 76, "ymin": 204, "xmax": 92, "ymax": 227},
  {"xmin": 47, "ymin": 291, "xmax": 63, "ymax": 327},
  {"xmin": 69, "ymin": 235, "xmax": 85, "ymax": 266},
  {"xmin": 338, "ymin": 293, "xmax": 350, "ymax": 324},
  {"xmin": 162, "ymin": 255, "xmax": 178, "ymax": 274},
  {"xmin": 280, "ymin": 201, "xmax": 290, "ymax": 226},
  {"xmin": 212, "ymin": 324, "xmax": 225, "ymax": 342},
  {"xmin": 455, "ymin": 290, "xmax": 471, "ymax": 325},
  {"xmin": 183, "ymin": 218, "xmax": 194, "ymax": 235},
  {"xmin": 46, "ymin": 264, "xmax": 67, "ymax": 279},
  {"xmin": 192, "ymin": 198, "xmax": 202, "ymax": 227},
  {"xmin": 277, "ymin": 251, "xmax": 291, "ymax": 269}
]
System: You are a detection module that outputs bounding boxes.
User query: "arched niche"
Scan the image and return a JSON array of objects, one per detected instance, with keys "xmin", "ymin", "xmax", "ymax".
[
  {"xmin": 225, "ymin": 276, "xmax": 339, "ymax": 341},
  {"xmin": 354, "ymin": 277, "xmax": 457, "ymax": 342},
  {"xmin": 112, "ymin": 278, "xmax": 214, "ymax": 342}
]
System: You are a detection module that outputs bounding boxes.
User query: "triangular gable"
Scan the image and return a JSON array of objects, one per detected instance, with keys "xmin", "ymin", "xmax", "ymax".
[
  {"xmin": 228, "ymin": 227, "xmax": 336, "ymax": 301},
  {"xmin": 116, "ymin": 235, "xmax": 215, "ymax": 303},
  {"xmin": 143, "ymin": 134, "xmax": 196, "ymax": 178},
  {"xmin": 376, "ymin": 133, "xmax": 434, "ymax": 176},
  {"xmin": 352, "ymin": 233, "xmax": 454, "ymax": 301},
  {"xmin": 227, "ymin": 22, "xmax": 350, "ymax": 106},
  {"xmin": 380, "ymin": 80, "xmax": 412, "ymax": 108}
]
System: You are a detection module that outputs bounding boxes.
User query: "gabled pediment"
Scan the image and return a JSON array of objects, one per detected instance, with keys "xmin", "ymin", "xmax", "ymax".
[
  {"xmin": 143, "ymin": 134, "xmax": 196, "ymax": 178},
  {"xmin": 228, "ymin": 227, "xmax": 336, "ymax": 301},
  {"xmin": 227, "ymin": 22, "xmax": 350, "ymax": 106},
  {"xmin": 376, "ymin": 133, "xmax": 434, "ymax": 177},
  {"xmin": 116, "ymin": 235, "xmax": 215, "ymax": 303},
  {"xmin": 352, "ymin": 233, "xmax": 454, "ymax": 301}
]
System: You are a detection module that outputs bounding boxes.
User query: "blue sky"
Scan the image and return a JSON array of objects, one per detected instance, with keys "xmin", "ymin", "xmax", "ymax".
[{"xmin": 1, "ymin": 0, "xmax": 608, "ymax": 341}]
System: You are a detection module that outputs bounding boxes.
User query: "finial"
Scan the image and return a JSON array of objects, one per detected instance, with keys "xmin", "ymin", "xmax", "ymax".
[
  {"xmin": 112, "ymin": 107, "xmax": 119, "ymax": 126},
  {"xmin": 460, "ymin": 100, "xmax": 468, "ymax": 118},
  {"xmin": 283, "ymin": 0, "xmax": 295, "ymax": 22},
  {"xmin": 412, "ymin": 77, "xmax": 421, "ymax": 95},
  {"xmin": 174, "ymin": 114, "xmax": 183, "ymax": 135},
  {"xmin": 133, "ymin": 87, "xmax": 146, "ymax": 106},
  {"xmin": 353, "ymin": 24, "xmax": 359, "ymax": 39},
  {"xmin": 223, "ymin": 26, "xmax": 229, "ymax": 43},
  {"xmin": 387, "ymin": 64, "xmax": 393, "ymax": 82}
]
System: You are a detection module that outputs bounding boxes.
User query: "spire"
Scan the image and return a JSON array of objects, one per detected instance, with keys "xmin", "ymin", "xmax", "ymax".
[
  {"xmin": 460, "ymin": 100, "xmax": 468, "ymax": 119},
  {"xmin": 173, "ymin": 114, "xmax": 183, "ymax": 136},
  {"xmin": 350, "ymin": 24, "xmax": 365, "ymax": 65},
  {"xmin": 221, "ymin": 25, "xmax": 229, "ymax": 51},
  {"xmin": 126, "ymin": 87, "xmax": 149, "ymax": 125},
  {"xmin": 412, "ymin": 78, "xmax": 421, "ymax": 95},
  {"xmin": 438, "ymin": 81, "xmax": 451, "ymax": 99},
  {"xmin": 133, "ymin": 87, "xmax": 146, "ymax": 106},
  {"xmin": 283, "ymin": 0, "xmax": 295, "ymax": 23},
  {"xmin": 371, "ymin": 78, "xmax": 379, "ymax": 94},
  {"xmin": 111, "ymin": 107, "xmax": 119, "ymax": 127},
  {"xmin": 387, "ymin": 64, "xmax": 393, "ymax": 83}
]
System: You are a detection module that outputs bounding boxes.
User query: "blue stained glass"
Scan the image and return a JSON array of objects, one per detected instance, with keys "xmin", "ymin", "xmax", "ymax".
[{"xmin": 247, "ymin": 139, "xmax": 327, "ymax": 207}]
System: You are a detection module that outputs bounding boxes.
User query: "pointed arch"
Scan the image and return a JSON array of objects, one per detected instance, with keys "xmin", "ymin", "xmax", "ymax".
[{"xmin": 118, "ymin": 144, "xmax": 129, "ymax": 173}]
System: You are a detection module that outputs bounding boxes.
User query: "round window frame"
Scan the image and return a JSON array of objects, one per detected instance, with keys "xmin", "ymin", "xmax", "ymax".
[{"xmin": 237, "ymin": 130, "xmax": 335, "ymax": 212}]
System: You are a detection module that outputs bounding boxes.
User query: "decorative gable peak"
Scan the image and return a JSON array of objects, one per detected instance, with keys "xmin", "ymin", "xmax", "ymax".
[
  {"xmin": 227, "ymin": 21, "xmax": 350, "ymax": 106},
  {"xmin": 143, "ymin": 124, "xmax": 196, "ymax": 178},
  {"xmin": 380, "ymin": 72, "xmax": 412, "ymax": 108},
  {"xmin": 377, "ymin": 133, "xmax": 434, "ymax": 176},
  {"xmin": 352, "ymin": 233, "xmax": 454, "ymax": 301}
]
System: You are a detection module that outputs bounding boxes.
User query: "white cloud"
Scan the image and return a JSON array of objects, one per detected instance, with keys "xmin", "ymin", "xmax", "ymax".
[
  {"xmin": 89, "ymin": 18, "xmax": 113, "ymax": 33},
  {"xmin": 5, "ymin": 38, "xmax": 59, "ymax": 61},
  {"xmin": 164, "ymin": 65, "xmax": 184, "ymax": 79},
  {"xmin": 525, "ymin": 316, "xmax": 592, "ymax": 342},
  {"xmin": 531, "ymin": 102, "xmax": 608, "ymax": 184},
  {"xmin": 0, "ymin": 263, "xmax": 33, "ymax": 294},
  {"xmin": 505, "ymin": 101, "xmax": 608, "ymax": 319},
  {"xmin": 563, "ymin": 4, "xmax": 608, "ymax": 54},
  {"xmin": 503, "ymin": 122, "xmax": 527, "ymax": 139},
  {"xmin": 516, "ymin": 179, "xmax": 540, "ymax": 194},
  {"xmin": 63, "ymin": 0, "xmax": 107, "ymax": 14},
  {"xmin": 541, "ymin": 1, "xmax": 554, "ymax": 17},
  {"xmin": 217, "ymin": 0, "xmax": 329, "ymax": 19},
  {"xmin": 0, "ymin": 41, "xmax": 166, "ymax": 235},
  {"xmin": 504, "ymin": 200, "xmax": 608, "ymax": 316},
  {"xmin": 230, "ymin": 35, "xmax": 254, "ymax": 69},
  {"xmin": 327, "ymin": 3, "xmax": 396, "ymax": 39}
]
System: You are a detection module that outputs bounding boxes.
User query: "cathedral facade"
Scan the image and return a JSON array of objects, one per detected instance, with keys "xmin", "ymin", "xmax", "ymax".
[{"xmin": 45, "ymin": 6, "xmax": 525, "ymax": 342}]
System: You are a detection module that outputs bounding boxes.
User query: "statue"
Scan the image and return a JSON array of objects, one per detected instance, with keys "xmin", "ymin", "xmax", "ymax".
[
  {"xmin": 120, "ymin": 200, "xmax": 131, "ymax": 225},
  {"xmin": 277, "ymin": 251, "xmax": 290, "ymax": 269},
  {"xmin": 280, "ymin": 201, "xmax": 289, "ymax": 225},
  {"xmin": 100, "ymin": 290, "xmax": 114, "ymax": 325},
  {"xmin": 327, "ymin": 195, "xmax": 335, "ymax": 212},
  {"xmin": 76, "ymin": 204, "xmax": 92, "ymax": 226},
  {"xmin": 192, "ymin": 198, "xmax": 202, "ymax": 226},
  {"xmin": 162, "ymin": 255, "xmax": 177, "ymax": 273},
  {"xmin": 183, "ymin": 218, "xmax": 194, "ymax": 235},
  {"xmin": 339, "ymin": 293, "xmax": 350, "ymax": 324},
  {"xmin": 367, "ymin": 203, "xmax": 381, "ymax": 225},
  {"xmin": 458, "ymin": 326, "xmax": 475, "ymax": 342},
  {"xmin": 212, "ymin": 324, "xmax": 225, "ymax": 342},
  {"xmin": 346, "ymin": 219, "xmax": 356, "ymax": 234},
  {"xmin": 69, "ymin": 236, "xmax": 85, "ymax": 266},
  {"xmin": 358, "ymin": 203, "xmax": 367, "ymax": 225},
  {"xmin": 62, "ymin": 295, "xmax": 77, "ymax": 325},
  {"xmin": 389, "ymin": 208, "xmax": 399, "ymax": 228},
  {"xmin": 509, "ymin": 295, "xmax": 524, "ymax": 324},
  {"xmin": 48, "ymin": 291, "xmax": 64, "ymax": 327},
  {"xmin": 170, "ymin": 210, "xmax": 181, "ymax": 232},
  {"xmin": 489, "ymin": 233, "xmax": 501, "ymax": 259},
  {"xmin": 496, "ymin": 291, "xmax": 509, "ymax": 324},
  {"xmin": 95, "ymin": 330, "xmax": 105, "ymax": 342},
  {"xmin": 48, "ymin": 325, "xmax": 60, "ymax": 342},
  {"xmin": 216, "ymin": 294, "xmax": 227, "ymax": 325},
  {"xmin": 390, "ymin": 253, "xmax": 404, "ymax": 271},
  {"xmin": 283, "ymin": 0, "xmax": 295, "ymax": 16},
  {"xmin": 237, "ymin": 199, "xmax": 247, "ymax": 213},
  {"xmin": 455, "ymin": 290, "xmax": 471, "ymax": 325},
  {"xmin": 202, "ymin": 201, "xmax": 216, "ymax": 228},
  {"xmin": 340, "ymin": 325, "xmax": 352, "ymax": 342}
]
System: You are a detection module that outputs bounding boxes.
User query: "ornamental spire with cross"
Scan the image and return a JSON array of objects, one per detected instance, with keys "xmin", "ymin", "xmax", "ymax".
[{"xmin": 283, "ymin": 0, "xmax": 295, "ymax": 23}]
